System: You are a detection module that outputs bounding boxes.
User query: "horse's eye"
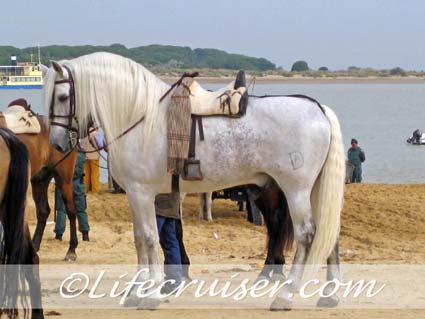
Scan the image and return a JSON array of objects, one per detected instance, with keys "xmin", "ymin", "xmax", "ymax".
[{"xmin": 58, "ymin": 95, "xmax": 69, "ymax": 102}]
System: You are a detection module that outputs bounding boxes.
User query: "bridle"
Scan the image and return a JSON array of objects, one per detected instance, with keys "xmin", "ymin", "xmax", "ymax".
[
  {"xmin": 49, "ymin": 65, "xmax": 79, "ymax": 149},
  {"xmin": 48, "ymin": 64, "xmax": 147, "ymax": 154}
]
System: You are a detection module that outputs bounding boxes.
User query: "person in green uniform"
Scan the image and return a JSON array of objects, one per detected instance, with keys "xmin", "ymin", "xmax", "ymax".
[
  {"xmin": 347, "ymin": 138, "xmax": 366, "ymax": 183},
  {"xmin": 54, "ymin": 151, "xmax": 90, "ymax": 241}
]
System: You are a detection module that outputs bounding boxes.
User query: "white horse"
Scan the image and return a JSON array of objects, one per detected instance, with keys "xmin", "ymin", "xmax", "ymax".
[{"xmin": 42, "ymin": 52, "xmax": 345, "ymax": 309}]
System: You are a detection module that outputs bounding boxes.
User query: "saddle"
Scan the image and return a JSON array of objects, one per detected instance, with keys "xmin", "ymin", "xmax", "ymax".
[
  {"xmin": 0, "ymin": 99, "xmax": 41, "ymax": 134},
  {"xmin": 166, "ymin": 71, "xmax": 248, "ymax": 189},
  {"xmin": 189, "ymin": 71, "xmax": 248, "ymax": 117}
]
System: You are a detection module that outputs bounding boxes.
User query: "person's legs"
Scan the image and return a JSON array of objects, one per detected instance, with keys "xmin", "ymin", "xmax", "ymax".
[
  {"xmin": 54, "ymin": 187, "xmax": 67, "ymax": 239},
  {"xmin": 73, "ymin": 179, "xmax": 90, "ymax": 240},
  {"xmin": 84, "ymin": 161, "xmax": 91, "ymax": 192},
  {"xmin": 156, "ymin": 215, "xmax": 165, "ymax": 233},
  {"xmin": 175, "ymin": 218, "xmax": 190, "ymax": 279},
  {"xmin": 353, "ymin": 166, "xmax": 362, "ymax": 183},
  {"xmin": 90, "ymin": 160, "xmax": 100, "ymax": 193},
  {"xmin": 160, "ymin": 218, "xmax": 183, "ymax": 281},
  {"xmin": 356, "ymin": 166, "xmax": 362, "ymax": 183}
]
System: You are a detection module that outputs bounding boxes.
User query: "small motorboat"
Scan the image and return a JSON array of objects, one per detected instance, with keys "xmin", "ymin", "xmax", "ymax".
[{"xmin": 407, "ymin": 129, "xmax": 425, "ymax": 145}]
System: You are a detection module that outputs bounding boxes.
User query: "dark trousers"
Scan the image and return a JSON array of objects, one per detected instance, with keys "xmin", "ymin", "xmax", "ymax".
[
  {"xmin": 156, "ymin": 216, "xmax": 182, "ymax": 281},
  {"xmin": 175, "ymin": 219, "xmax": 190, "ymax": 278},
  {"xmin": 352, "ymin": 165, "xmax": 363, "ymax": 183},
  {"xmin": 54, "ymin": 181, "xmax": 90, "ymax": 235}
]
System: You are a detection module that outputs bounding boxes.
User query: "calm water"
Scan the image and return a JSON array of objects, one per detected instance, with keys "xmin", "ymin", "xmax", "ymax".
[{"xmin": 1, "ymin": 82, "xmax": 425, "ymax": 184}]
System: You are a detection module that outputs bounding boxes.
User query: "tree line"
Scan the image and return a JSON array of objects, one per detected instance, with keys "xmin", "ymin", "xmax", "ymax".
[{"xmin": 0, "ymin": 44, "xmax": 276, "ymax": 71}]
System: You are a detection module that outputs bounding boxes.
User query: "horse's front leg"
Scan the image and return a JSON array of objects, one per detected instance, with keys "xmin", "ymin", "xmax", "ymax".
[
  {"xmin": 31, "ymin": 179, "xmax": 51, "ymax": 251},
  {"xmin": 125, "ymin": 186, "xmax": 163, "ymax": 309}
]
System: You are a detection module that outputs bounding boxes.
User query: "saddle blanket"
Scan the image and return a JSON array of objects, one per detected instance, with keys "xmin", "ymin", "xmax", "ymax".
[{"xmin": 1, "ymin": 105, "xmax": 41, "ymax": 134}]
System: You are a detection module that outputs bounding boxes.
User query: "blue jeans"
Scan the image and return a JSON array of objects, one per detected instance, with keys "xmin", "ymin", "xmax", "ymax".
[{"xmin": 156, "ymin": 216, "xmax": 182, "ymax": 281}]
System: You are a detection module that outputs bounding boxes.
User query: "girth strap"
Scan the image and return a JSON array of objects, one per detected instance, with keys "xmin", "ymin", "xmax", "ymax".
[{"xmin": 188, "ymin": 115, "xmax": 204, "ymax": 158}]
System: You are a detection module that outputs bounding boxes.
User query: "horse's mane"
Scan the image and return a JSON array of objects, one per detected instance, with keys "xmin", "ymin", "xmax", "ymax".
[{"xmin": 44, "ymin": 52, "xmax": 170, "ymax": 157}]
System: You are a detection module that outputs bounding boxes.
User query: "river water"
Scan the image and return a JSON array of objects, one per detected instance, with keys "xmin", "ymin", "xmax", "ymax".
[{"xmin": 1, "ymin": 82, "xmax": 424, "ymax": 184}]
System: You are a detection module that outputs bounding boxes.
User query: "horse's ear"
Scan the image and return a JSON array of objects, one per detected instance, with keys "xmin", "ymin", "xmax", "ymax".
[
  {"xmin": 38, "ymin": 64, "xmax": 49, "ymax": 77},
  {"xmin": 51, "ymin": 61, "xmax": 64, "ymax": 77}
]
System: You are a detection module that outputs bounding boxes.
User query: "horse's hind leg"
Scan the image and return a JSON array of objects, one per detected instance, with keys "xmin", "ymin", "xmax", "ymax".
[
  {"xmin": 205, "ymin": 192, "xmax": 213, "ymax": 221},
  {"xmin": 24, "ymin": 226, "xmax": 44, "ymax": 319},
  {"xmin": 32, "ymin": 178, "xmax": 52, "ymax": 251},
  {"xmin": 199, "ymin": 193, "xmax": 213, "ymax": 221},
  {"xmin": 317, "ymin": 240, "xmax": 340, "ymax": 308},
  {"xmin": 270, "ymin": 190, "xmax": 315, "ymax": 311}
]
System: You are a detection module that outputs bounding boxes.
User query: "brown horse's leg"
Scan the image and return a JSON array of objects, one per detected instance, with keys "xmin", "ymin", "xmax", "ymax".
[
  {"xmin": 54, "ymin": 174, "xmax": 78, "ymax": 262},
  {"xmin": 32, "ymin": 178, "xmax": 52, "ymax": 251},
  {"xmin": 255, "ymin": 185, "xmax": 294, "ymax": 281},
  {"xmin": 24, "ymin": 226, "xmax": 44, "ymax": 319}
]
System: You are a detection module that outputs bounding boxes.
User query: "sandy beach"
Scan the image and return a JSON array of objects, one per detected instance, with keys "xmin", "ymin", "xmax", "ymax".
[{"xmin": 23, "ymin": 183, "xmax": 425, "ymax": 318}]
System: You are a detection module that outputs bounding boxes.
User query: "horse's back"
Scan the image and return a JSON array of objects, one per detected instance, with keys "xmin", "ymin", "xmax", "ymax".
[{"xmin": 186, "ymin": 96, "xmax": 332, "ymax": 191}]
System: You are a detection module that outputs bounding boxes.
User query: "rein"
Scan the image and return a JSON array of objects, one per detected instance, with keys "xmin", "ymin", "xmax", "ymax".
[
  {"xmin": 159, "ymin": 72, "xmax": 199, "ymax": 102},
  {"xmin": 76, "ymin": 115, "xmax": 145, "ymax": 155}
]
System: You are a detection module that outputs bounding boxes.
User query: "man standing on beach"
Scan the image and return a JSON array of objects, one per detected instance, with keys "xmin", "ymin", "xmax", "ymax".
[{"xmin": 348, "ymin": 138, "xmax": 366, "ymax": 183}]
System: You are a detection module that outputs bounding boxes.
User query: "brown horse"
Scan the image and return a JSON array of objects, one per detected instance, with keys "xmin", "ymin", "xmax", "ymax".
[
  {"xmin": 20, "ymin": 116, "xmax": 79, "ymax": 261},
  {"xmin": 254, "ymin": 183, "xmax": 294, "ymax": 281},
  {"xmin": 177, "ymin": 183, "xmax": 294, "ymax": 282},
  {"xmin": 0, "ymin": 127, "xmax": 44, "ymax": 319},
  {"xmin": 0, "ymin": 101, "xmax": 79, "ymax": 261}
]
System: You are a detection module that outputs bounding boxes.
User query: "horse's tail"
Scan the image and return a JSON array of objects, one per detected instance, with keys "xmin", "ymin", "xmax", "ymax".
[
  {"xmin": 307, "ymin": 106, "xmax": 345, "ymax": 266},
  {"xmin": 0, "ymin": 127, "xmax": 29, "ymax": 309}
]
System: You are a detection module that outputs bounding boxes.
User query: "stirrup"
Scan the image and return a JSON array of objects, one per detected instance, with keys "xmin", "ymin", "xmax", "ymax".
[{"xmin": 182, "ymin": 158, "xmax": 203, "ymax": 181}]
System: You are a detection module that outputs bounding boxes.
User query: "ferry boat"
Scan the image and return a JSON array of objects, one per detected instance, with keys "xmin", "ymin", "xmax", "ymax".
[{"xmin": 0, "ymin": 53, "xmax": 43, "ymax": 89}]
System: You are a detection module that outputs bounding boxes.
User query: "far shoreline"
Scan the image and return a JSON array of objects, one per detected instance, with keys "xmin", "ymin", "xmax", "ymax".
[{"xmin": 160, "ymin": 75, "xmax": 425, "ymax": 84}]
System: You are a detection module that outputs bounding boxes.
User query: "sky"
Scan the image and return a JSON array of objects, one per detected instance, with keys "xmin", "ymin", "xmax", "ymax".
[{"xmin": 2, "ymin": 0, "xmax": 425, "ymax": 70}]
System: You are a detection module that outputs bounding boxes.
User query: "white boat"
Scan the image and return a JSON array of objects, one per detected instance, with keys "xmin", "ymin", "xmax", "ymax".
[{"xmin": 0, "ymin": 49, "xmax": 43, "ymax": 89}]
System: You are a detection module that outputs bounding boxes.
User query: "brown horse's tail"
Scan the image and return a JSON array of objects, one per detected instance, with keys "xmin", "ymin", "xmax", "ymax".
[{"xmin": 0, "ymin": 127, "xmax": 29, "ymax": 311}]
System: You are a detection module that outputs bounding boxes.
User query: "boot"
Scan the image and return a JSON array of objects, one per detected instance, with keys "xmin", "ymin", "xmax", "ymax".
[
  {"xmin": 55, "ymin": 233, "xmax": 63, "ymax": 241},
  {"xmin": 82, "ymin": 231, "xmax": 90, "ymax": 242}
]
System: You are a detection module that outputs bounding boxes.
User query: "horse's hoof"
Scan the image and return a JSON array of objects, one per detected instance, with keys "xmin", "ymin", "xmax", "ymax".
[
  {"xmin": 271, "ymin": 273, "xmax": 286, "ymax": 283},
  {"xmin": 317, "ymin": 295, "xmax": 339, "ymax": 308},
  {"xmin": 270, "ymin": 297, "xmax": 292, "ymax": 311},
  {"xmin": 137, "ymin": 298, "xmax": 162, "ymax": 310},
  {"xmin": 64, "ymin": 253, "xmax": 77, "ymax": 262}
]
